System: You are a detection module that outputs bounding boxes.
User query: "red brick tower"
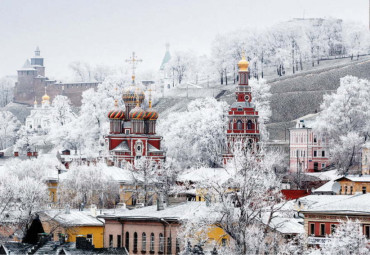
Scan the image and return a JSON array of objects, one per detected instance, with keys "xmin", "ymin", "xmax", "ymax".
[{"xmin": 222, "ymin": 52, "xmax": 260, "ymax": 164}]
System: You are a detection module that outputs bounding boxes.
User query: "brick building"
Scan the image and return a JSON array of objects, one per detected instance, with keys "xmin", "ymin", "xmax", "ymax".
[
  {"xmin": 14, "ymin": 47, "xmax": 99, "ymax": 106},
  {"xmin": 289, "ymin": 116, "xmax": 330, "ymax": 172}
]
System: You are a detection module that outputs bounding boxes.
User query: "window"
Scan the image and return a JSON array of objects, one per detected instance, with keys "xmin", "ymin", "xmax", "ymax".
[
  {"xmin": 176, "ymin": 238, "xmax": 180, "ymax": 254},
  {"xmin": 150, "ymin": 233, "xmax": 155, "ymax": 252},
  {"xmin": 221, "ymin": 238, "xmax": 227, "ymax": 247},
  {"xmin": 331, "ymin": 224, "xmax": 337, "ymax": 234},
  {"xmin": 322, "ymin": 163, "xmax": 325, "ymax": 168},
  {"xmin": 247, "ymin": 120, "xmax": 252, "ymax": 130},
  {"xmin": 109, "ymin": 234, "xmax": 113, "ymax": 248},
  {"xmin": 125, "ymin": 232, "xmax": 130, "ymax": 251},
  {"xmin": 365, "ymin": 225, "xmax": 370, "ymax": 239},
  {"xmin": 314, "ymin": 136, "xmax": 317, "ymax": 143},
  {"xmin": 310, "ymin": 223, "xmax": 315, "ymax": 236},
  {"xmin": 125, "ymin": 129, "xmax": 130, "ymax": 134},
  {"xmin": 159, "ymin": 233, "xmax": 164, "ymax": 253},
  {"xmin": 363, "ymin": 186, "xmax": 367, "ymax": 194},
  {"xmin": 133, "ymin": 232, "xmax": 138, "ymax": 252},
  {"xmin": 237, "ymin": 120, "xmax": 242, "ymax": 130},
  {"xmin": 117, "ymin": 235, "xmax": 121, "ymax": 248},
  {"xmin": 322, "ymin": 151, "xmax": 325, "ymax": 157},
  {"xmin": 350, "ymin": 186, "xmax": 353, "ymax": 195},
  {"xmin": 314, "ymin": 151, "xmax": 317, "ymax": 157},
  {"xmin": 142, "ymin": 233, "xmax": 146, "ymax": 252},
  {"xmin": 87, "ymin": 234, "xmax": 93, "ymax": 244},
  {"xmin": 166, "ymin": 237, "xmax": 172, "ymax": 254},
  {"xmin": 345, "ymin": 186, "xmax": 347, "ymax": 195},
  {"xmin": 229, "ymin": 120, "xmax": 233, "ymax": 130},
  {"xmin": 320, "ymin": 224, "xmax": 325, "ymax": 236}
]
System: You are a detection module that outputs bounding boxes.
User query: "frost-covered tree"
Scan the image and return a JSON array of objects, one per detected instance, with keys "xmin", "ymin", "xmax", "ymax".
[
  {"xmin": 249, "ymin": 78, "xmax": 272, "ymax": 141},
  {"xmin": 0, "ymin": 111, "xmax": 20, "ymax": 150},
  {"xmin": 158, "ymin": 97, "xmax": 228, "ymax": 168},
  {"xmin": 0, "ymin": 77, "xmax": 15, "ymax": 107},
  {"xmin": 69, "ymin": 61, "xmax": 114, "ymax": 82},
  {"xmin": 57, "ymin": 163, "xmax": 119, "ymax": 209},
  {"xmin": 320, "ymin": 219, "xmax": 369, "ymax": 255},
  {"xmin": 314, "ymin": 76, "xmax": 370, "ymax": 173},
  {"xmin": 50, "ymin": 95, "xmax": 75, "ymax": 127},
  {"xmin": 165, "ymin": 50, "xmax": 197, "ymax": 85},
  {"xmin": 0, "ymin": 157, "xmax": 54, "ymax": 241},
  {"xmin": 179, "ymin": 147, "xmax": 285, "ymax": 254}
]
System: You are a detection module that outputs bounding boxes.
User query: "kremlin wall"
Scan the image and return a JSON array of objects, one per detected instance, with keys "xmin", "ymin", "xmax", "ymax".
[{"xmin": 14, "ymin": 47, "xmax": 98, "ymax": 106}]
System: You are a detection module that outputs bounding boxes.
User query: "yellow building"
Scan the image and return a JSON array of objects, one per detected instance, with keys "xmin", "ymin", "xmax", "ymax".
[
  {"xmin": 40, "ymin": 208, "xmax": 104, "ymax": 248},
  {"xmin": 335, "ymin": 176, "xmax": 370, "ymax": 195}
]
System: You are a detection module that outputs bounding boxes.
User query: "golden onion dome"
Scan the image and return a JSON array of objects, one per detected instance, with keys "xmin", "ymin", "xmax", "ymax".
[
  {"xmin": 42, "ymin": 93, "xmax": 50, "ymax": 101},
  {"xmin": 122, "ymin": 85, "xmax": 145, "ymax": 105},
  {"xmin": 238, "ymin": 52, "xmax": 249, "ymax": 71},
  {"xmin": 129, "ymin": 106, "xmax": 145, "ymax": 120}
]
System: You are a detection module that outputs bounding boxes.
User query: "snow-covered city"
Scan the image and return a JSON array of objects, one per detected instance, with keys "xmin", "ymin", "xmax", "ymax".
[{"xmin": 1, "ymin": 1, "xmax": 370, "ymax": 254}]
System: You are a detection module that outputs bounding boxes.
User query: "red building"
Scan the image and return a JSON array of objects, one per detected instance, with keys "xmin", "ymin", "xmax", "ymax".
[
  {"xmin": 223, "ymin": 53, "xmax": 260, "ymax": 163},
  {"xmin": 106, "ymin": 75, "xmax": 165, "ymax": 167}
]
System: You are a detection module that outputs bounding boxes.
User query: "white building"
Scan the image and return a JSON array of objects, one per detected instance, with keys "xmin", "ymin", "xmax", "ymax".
[{"xmin": 25, "ymin": 91, "xmax": 52, "ymax": 134}]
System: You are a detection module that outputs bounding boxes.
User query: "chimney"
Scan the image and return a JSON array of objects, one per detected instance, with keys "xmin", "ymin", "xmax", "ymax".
[
  {"xmin": 157, "ymin": 194, "xmax": 164, "ymax": 211},
  {"xmin": 90, "ymin": 204, "xmax": 97, "ymax": 217},
  {"xmin": 65, "ymin": 204, "xmax": 70, "ymax": 214}
]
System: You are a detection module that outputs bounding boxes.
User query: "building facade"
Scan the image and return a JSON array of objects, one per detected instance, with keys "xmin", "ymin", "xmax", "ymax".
[
  {"xmin": 301, "ymin": 194, "xmax": 370, "ymax": 246},
  {"xmin": 289, "ymin": 119, "xmax": 330, "ymax": 172},
  {"xmin": 222, "ymin": 53, "xmax": 260, "ymax": 163},
  {"xmin": 106, "ymin": 76, "xmax": 165, "ymax": 167},
  {"xmin": 25, "ymin": 91, "xmax": 53, "ymax": 134}
]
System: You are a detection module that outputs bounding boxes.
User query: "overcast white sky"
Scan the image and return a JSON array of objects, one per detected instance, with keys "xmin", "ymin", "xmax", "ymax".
[{"xmin": 0, "ymin": 0, "xmax": 368, "ymax": 79}]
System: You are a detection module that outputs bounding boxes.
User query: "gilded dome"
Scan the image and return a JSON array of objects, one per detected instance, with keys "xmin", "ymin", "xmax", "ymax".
[
  {"xmin": 122, "ymin": 85, "xmax": 145, "ymax": 105},
  {"xmin": 42, "ymin": 94, "xmax": 50, "ymax": 101},
  {"xmin": 238, "ymin": 52, "xmax": 249, "ymax": 71},
  {"xmin": 129, "ymin": 106, "xmax": 145, "ymax": 120}
]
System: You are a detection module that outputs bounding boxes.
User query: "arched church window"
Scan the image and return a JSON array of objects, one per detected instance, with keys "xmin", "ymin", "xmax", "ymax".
[
  {"xmin": 237, "ymin": 120, "xmax": 242, "ymax": 130},
  {"xmin": 229, "ymin": 120, "xmax": 233, "ymax": 130},
  {"xmin": 247, "ymin": 120, "xmax": 252, "ymax": 130}
]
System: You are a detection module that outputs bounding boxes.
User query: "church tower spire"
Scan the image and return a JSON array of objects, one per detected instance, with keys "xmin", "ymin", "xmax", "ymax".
[{"xmin": 222, "ymin": 51, "xmax": 260, "ymax": 164}]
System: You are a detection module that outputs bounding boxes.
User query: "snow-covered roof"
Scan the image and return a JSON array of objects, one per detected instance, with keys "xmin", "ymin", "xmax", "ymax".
[
  {"xmin": 148, "ymin": 144, "xmax": 162, "ymax": 152},
  {"xmin": 297, "ymin": 195, "xmax": 351, "ymax": 211},
  {"xmin": 306, "ymin": 170, "xmax": 340, "ymax": 181},
  {"xmin": 112, "ymin": 141, "xmax": 130, "ymax": 152},
  {"xmin": 59, "ymin": 166, "xmax": 134, "ymax": 184},
  {"xmin": 265, "ymin": 217, "xmax": 304, "ymax": 234},
  {"xmin": 101, "ymin": 202, "xmax": 209, "ymax": 221},
  {"xmin": 177, "ymin": 167, "xmax": 230, "ymax": 183},
  {"xmin": 291, "ymin": 112, "xmax": 320, "ymax": 128},
  {"xmin": 42, "ymin": 210, "xmax": 104, "ymax": 226},
  {"xmin": 335, "ymin": 175, "xmax": 370, "ymax": 182},
  {"xmin": 303, "ymin": 193, "xmax": 370, "ymax": 215},
  {"xmin": 313, "ymin": 180, "xmax": 340, "ymax": 193},
  {"xmin": 18, "ymin": 59, "xmax": 36, "ymax": 71}
]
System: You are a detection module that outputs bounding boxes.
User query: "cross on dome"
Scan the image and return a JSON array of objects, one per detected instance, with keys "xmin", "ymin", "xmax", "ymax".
[{"xmin": 125, "ymin": 52, "xmax": 142, "ymax": 84}]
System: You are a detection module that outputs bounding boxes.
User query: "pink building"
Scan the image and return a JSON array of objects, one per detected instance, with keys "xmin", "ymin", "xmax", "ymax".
[
  {"xmin": 289, "ymin": 118, "xmax": 330, "ymax": 172},
  {"xmin": 99, "ymin": 202, "xmax": 208, "ymax": 255}
]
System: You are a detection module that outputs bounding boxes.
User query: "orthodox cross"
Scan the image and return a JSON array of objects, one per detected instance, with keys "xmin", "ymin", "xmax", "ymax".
[{"xmin": 125, "ymin": 52, "xmax": 142, "ymax": 82}]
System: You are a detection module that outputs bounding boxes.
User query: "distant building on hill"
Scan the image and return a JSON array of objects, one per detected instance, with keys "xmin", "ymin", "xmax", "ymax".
[
  {"xmin": 289, "ymin": 115, "xmax": 330, "ymax": 173},
  {"xmin": 14, "ymin": 47, "xmax": 99, "ymax": 106}
]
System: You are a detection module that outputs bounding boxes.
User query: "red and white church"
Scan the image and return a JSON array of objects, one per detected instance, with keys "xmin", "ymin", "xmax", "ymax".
[
  {"xmin": 223, "ymin": 53, "xmax": 261, "ymax": 163},
  {"xmin": 106, "ymin": 73, "xmax": 165, "ymax": 167}
]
